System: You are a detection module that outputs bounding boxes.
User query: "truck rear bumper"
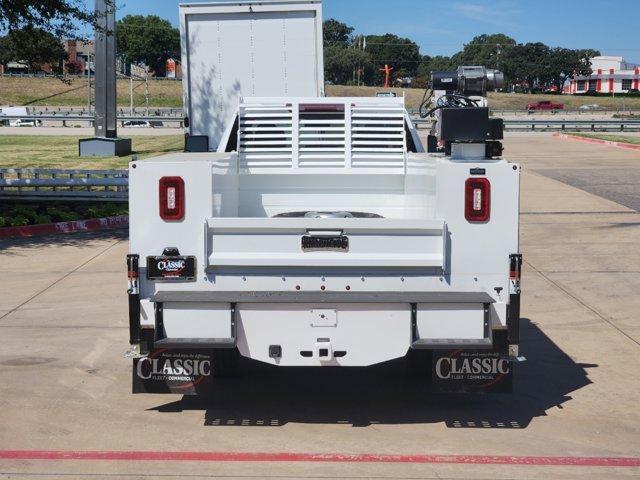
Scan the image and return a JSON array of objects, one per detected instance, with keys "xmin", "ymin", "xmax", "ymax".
[{"xmin": 143, "ymin": 296, "xmax": 498, "ymax": 367}]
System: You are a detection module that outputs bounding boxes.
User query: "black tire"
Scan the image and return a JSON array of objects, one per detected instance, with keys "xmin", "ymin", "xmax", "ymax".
[{"xmin": 211, "ymin": 348, "xmax": 240, "ymax": 378}]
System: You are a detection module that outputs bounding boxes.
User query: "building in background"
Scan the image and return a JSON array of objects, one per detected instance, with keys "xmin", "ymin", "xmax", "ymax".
[
  {"xmin": 1, "ymin": 61, "xmax": 29, "ymax": 74},
  {"xmin": 0, "ymin": 39, "xmax": 95, "ymax": 75},
  {"xmin": 570, "ymin": 56, "xmax": 640, "ymax": 94},
  {"xmin": 64, "ymin": 40, "xmax": 95, "ymax": 74}
]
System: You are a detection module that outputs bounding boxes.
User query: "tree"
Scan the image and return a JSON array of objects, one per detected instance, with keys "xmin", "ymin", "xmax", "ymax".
[
  {"xmin": 545, "ymin": 47, "xmax": 599, "ymax": 93},
  {"xmin": 0, "ymin": 26, "xmax": 67, "ymax": 73},
  {"xmin": 364, "ymin": 34, "xmax": 421, "ymax": 84},
  {"xmin": 417, "ymin": 55, "xmax": 454, "ymax": 78},
  {"xmin": 324, "ymin": 45, "xmax": 373, "ymax": 85},
  {"xmin": 454, "ymin": 33, "xmax": 516, "ymax": 71},
  {"xmin": 116, "ymin": 15, "xmax": 180, "ymax": 77},
  {"xmin": 502, "ymin": 42, "xmax": 552, "ymax": 91},
  {"xmin": 0, "ymin": 0, "xmax": 106, "ymax": 38},
  {"xmin": 323, "ymin": 19, "xmax": 353, "ymax": 47}
]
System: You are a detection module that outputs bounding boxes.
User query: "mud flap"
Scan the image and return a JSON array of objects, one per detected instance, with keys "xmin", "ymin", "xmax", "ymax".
[
  {"xmin": 431, "ymin": 330, "xmax": 513, "ymax": 393},
  {"xmin": 132, "ymin": 349, "xmax": 213, "ymax": 395}
]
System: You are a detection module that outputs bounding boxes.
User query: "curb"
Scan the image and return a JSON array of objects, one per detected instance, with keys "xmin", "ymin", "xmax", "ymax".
[
  {"xmin": 0, "ymin": 215, "xmax": 128, "ymax": 239},
  {"xmin": 554, "ymin": 133, "xmax": 640, "ymax": 151},
  {"xmin": 0, "ymin": 450, "xmax": 639, "ymax": 467}
]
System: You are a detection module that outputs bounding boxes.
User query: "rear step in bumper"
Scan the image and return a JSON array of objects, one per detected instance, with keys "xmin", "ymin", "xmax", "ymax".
[
  {"xmin": 153, "ymin": 302, "xmax": 237, "ymax": 349},
  {"xmin": 413, "ymin": 338, "xmax": 493, "ymax": 349},
  {"xmin": 410, "ymin": 303, "xmax": 492, "ymax": 350}
]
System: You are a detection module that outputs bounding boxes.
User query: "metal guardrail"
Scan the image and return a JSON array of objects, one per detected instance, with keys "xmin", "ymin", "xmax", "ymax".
[
  {"xmin": 0, "ymin": 168, "xmax": 128, "ymax": 201},
  {"xmin": 28, "ymin": 106, "xmax": 185, "ymax": 116},
  {"xmin": 1, "ymin": 73, "xmax": 181, "ymax": 80},
  {"xmin": 412, "ymin": 118, "xmax": 640, "ymax": 132},
  {"xmin": 2, "ymin": 114, "xmax": 638, "ymax": 131},
  {"xmin": 406, "ymin": 107, "xmax": 640, "ymax": 116},
  {"xmin": 504, "ymin": 119, "xmax": 640, "ymax": 131},
  {"xmin": 0, "ymin": 114, "xmax": 184, "ymax": 126}
]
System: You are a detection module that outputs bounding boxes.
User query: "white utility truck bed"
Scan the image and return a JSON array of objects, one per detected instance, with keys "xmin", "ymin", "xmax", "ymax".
[{"xmin": 127, "ymin": 0, "xmax": 522, "ymax": 395}]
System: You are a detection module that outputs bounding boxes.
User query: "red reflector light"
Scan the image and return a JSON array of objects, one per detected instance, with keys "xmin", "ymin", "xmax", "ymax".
[
  {"xmin": 510, "ymin": 254, "xmax": 523, "ymax": 279},
  {"xmin": 465, "ymin": 177, "xmax": 491, "ymax": 222},
  {"xmin": 159, "ymin": 176, "xmax": 185, "ymax": 221}
]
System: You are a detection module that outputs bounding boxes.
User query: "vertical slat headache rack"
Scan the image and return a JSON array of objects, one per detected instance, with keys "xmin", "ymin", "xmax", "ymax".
[{"xmin": 238, "ymin": 97, "xmax": 408, "ymax": 172}]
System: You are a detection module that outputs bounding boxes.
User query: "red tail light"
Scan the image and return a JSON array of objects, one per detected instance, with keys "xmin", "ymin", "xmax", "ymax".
[
  {"xmin": 159, "ymin": 176, "xmax": 185, "ymax": 221},
  {"xmin": 465, "ymin": 178, "xmax": 491, "ymax": 222}
]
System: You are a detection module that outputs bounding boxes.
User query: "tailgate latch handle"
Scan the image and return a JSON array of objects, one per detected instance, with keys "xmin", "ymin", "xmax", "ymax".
[{"xmin": 305, "ymin": 230, "xmax": 344, "ymax": 237}]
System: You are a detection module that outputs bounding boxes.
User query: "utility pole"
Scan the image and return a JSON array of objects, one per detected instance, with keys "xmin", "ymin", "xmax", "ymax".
[
  {"xmin": 86, "ymin": 53, "xmax": 92, "ymax": 113},
  {"xmin": 79, "ymin": 0, "xmax": 132, "ymax": 157}
]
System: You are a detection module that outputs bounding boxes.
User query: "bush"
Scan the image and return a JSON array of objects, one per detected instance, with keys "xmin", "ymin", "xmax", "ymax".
[
  {"xmin": 0, "ymin": 202, "xmax": 128, "ymax": 228},
  {"xmin": 33, "ymin": 214, "xmax": 52, "ymax": 225},
  {"xmin": 10, "ymin": 215, "xmax": 29, "ymax": 227}
]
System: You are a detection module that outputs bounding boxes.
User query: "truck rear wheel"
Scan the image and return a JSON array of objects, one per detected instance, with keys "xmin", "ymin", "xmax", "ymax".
[{"xmin": 212, "ymin": 348, "xmax": 240, "ymax": 377}]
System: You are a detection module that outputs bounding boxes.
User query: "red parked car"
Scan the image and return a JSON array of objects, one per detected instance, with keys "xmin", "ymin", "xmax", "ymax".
[{"xmin": 527, "ymin": 100, "xmax": 564, "ymax": 111}]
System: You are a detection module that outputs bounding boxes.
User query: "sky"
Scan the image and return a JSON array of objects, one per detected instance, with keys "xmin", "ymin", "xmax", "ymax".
[{"xmin": 108, "ymin": 0, "xmax": 640, "ymax": 63}]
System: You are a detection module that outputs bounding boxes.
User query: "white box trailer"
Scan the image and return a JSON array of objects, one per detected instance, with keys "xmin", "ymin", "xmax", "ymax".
[
  {"xmin": 180, "ymin": 0, "xmax": 324, "ymax": 150},
  {"xmin": 128, "ymin": 0, "xmax": 522, "ymax": 395}
]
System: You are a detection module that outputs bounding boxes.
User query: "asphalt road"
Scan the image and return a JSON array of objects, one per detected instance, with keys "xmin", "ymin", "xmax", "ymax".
[
  {"xmin": 541, "ymin": 168, "xmax": 640, "ymax": 211},
  {"xmin": 0, "ymin": 133, "xmax": 639, "ymax": 479}
]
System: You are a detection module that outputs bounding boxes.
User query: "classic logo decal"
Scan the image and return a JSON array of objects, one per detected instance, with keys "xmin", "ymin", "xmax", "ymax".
[
  {"xmin": 432, "ymin": 349, "xmax": 512, "ymax": 394},
  {"xmin": 435, "ymin": 356, "xmax": 509, "ymax": 380},
  {"xmin": 133, "ymin": 349, "xmax": 211, "ymax": 394},
  {"xmin": 156, "ymin": 259, "xmax": 186, "ymax": 275}
]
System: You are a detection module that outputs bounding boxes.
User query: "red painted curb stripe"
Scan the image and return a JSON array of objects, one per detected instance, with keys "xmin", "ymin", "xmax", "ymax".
[
  {"xmin": 0, "ymin": 451, "xmax": 638, "ymax": 467},
  {"xmin": 0, "ymin": 215, "xmax": 128, "ymax": 239},
  {"xmin": 554, "ymin": 133, "xmax": 640, "ymax": 151}
]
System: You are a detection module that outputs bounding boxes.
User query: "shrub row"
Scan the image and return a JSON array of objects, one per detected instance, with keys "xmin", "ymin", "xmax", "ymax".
[{"xmin": 0, "ymin": 202, "xmax": 128, "ymax": 228}]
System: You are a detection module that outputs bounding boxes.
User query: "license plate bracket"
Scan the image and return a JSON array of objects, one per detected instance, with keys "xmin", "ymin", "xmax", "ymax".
[{"xmin": 147, "ymin": 256, "xmax": 196, "ymax": 280}]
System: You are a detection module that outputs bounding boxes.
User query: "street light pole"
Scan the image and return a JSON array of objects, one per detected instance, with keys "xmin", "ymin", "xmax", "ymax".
[
  {"xmin": 94, "ymin": 0, "xmax": 117, "ymax": 138},
  {"xmin": 79, "ymin": 0, "xmax": 131, "ymax": 157}
]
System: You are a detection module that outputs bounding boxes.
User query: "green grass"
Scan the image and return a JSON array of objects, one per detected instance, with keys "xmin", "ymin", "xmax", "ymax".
[
  {"xmin": 4, "ymin": 76, "xmax": 640, "ymax": 111},
  {"xmin": 0, "ymin": 76, "xmax": 183, "ymax": 108},
  {"xmin": 0, "ymin": 135, "xmax": 184, "ymax": 169},
  {"xmin": 570, "ymin": 133, "xmax": 640, "ymax": 145}
]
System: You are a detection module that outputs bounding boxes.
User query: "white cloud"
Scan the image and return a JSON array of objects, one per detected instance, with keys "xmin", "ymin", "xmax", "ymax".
[{"xmin": 453, "ymin": 2, "xmax": 519, "ymax": 25}]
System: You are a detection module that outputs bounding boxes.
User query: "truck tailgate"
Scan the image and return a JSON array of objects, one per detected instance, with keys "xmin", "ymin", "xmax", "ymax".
[{"xmin": 205, "ymin": 218, "xmax": 446, "ymax": 268}]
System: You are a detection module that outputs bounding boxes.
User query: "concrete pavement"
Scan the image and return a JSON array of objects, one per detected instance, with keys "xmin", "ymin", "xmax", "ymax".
[{"xmin": 0, "ymin": 133, "xmax": 639, "ymax": 479}]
